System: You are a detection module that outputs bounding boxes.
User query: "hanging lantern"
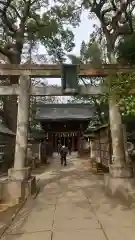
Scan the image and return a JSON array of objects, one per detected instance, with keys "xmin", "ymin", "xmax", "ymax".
[{"xmin": 61, "ymin": 64, "xmax": 79, "ymax": 95}]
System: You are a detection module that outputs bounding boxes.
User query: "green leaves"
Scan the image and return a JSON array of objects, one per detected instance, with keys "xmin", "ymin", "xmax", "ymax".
[
  {"xmin": 120, "ymin": 96, "xmax": 135, "ymax": 116},
  {"xmin": 68, "ymin": 39, "xmax": 103, "ymax": 65},
  {"xmin": 117, "ymin": 32, "xmax": 135, "ymax": 64},
  {"xmin": 83, "ymin": 41, "xmax": 102, "ymax": 66},
  {"xmin": 104, "ymin": 73, "xmax": 135, "ymax": 100}
]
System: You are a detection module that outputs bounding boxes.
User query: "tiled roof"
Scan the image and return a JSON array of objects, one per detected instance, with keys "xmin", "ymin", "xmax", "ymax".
[
  {"xmin": 0, "ymin": 123, "xmax": 15, "ymax": 136},
  {"xmin": 35, "ymin": 104, "xmax": 95, "ymax": 121}
]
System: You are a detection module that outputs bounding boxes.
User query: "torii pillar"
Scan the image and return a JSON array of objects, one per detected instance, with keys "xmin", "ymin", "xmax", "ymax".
[
  {"xmin": 7, "ymin": 74, "xmax": 36, "ymax": 201},
  {"xmin": 8, "ymin": 74, "xmax": 31, "ymax": 179},
  {"xmin": 104, "ymin": 99, "xmax": 133, "ymax": 199}
]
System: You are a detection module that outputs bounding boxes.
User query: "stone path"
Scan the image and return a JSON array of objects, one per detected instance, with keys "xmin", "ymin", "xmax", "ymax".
[{"xmin": 1, "ymin": 153, "xmax": 135, "ymax": 240}]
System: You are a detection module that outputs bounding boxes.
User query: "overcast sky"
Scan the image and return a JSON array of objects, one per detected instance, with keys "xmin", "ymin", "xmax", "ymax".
[
  {"xmin": 38, "ymin": 11, "xmax": 99, "ymax": 86},
  {"xmin": 70, "ymin": 11, "xmax": 98, "ymax": 56}
]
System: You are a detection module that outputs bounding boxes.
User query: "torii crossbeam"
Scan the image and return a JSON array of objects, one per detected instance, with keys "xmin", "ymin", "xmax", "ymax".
[
  {"xmin": 0, "ymin": 63, "xmax": 134, "ymax": 77},
  {"xmin": 0, "ymin": 63, "xmax": 134, "ymax": 96}
]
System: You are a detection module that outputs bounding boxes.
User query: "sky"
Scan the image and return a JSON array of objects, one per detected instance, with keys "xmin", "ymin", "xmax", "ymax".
[
  {"xmin": 38, "ymin": 11, "xmax": 99, "ymax": 86},
  {"xmin": 70, "ymin": 11, "xmax": 98, "ymax": 56}
]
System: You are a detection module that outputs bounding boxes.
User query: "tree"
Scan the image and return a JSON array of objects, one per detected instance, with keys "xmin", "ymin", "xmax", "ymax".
[
  {"xmin": 0, "ymin": 0, "xmax": 79, "ymax": 63},
  {"xmin": 117, "ymin": 32, "xmax": 135, "ymax": 64},
  {"xmin": 81, "ymin": 0, "xmax": 135, "ymax": 168},
  {"xmin": 0, "ymin": 0, "xmax": 80, "ymax": 164},
  {"xmin": 112, "ymin": 16, "xmax": 135, "ymax": 119},
  {"xmin": 69, "ymin": 94, "xmax": 108, "ymax": 127},
  {"xmin": 66, "ymin": 0, "xmax": 135, "ymax": 169},
  {"xmin": 68, "ymin": 39, "xmax": 103, "ymax": 65},
  {"xmin": 116, "ymin": 14, "xmax": 135, "ymax": 64}
]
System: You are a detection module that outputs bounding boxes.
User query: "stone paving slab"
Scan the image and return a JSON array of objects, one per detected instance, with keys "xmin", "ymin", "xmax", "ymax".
[
  {"xmin": 55, "ymin": 208, "xmax": 96, "ymax": 219},
  {"xmin": 1, "ymin": 231, "xmax": 51, "ymax": 240},
  {"xmin": 104, "ymin": 227, "xmax": 135, "ymax": 240},
  {"xmin": 53, "ymin": 217, "xmax": 101, "ymax": 231},
  {"xmin": 55, "ymin": 203, "xmax": 95, "ymax": 218},
  {"xmin": 52, "ymin": 229, "xmax": 107, "ymax": 240},
  {"xmin": 32, "ymin": 195, "xmax": 57, "ymax": 209},
  {"xmin": 20, "ymin": 212, "xmax": 54, "ymax": 233},
  {"xmin": 17, "ymin": 210, "xmax": 53, "ymax": 234},
  {"xmin": 35, "ymin": 197, "xmax": 57, "ymax": 205},
  {"xmin": 5, "ymin": 206, "xmax": 55, "ymax": 235},
  {"xmin": 96, "ymin": 211, "xmax": 135, "ymax": 228}
]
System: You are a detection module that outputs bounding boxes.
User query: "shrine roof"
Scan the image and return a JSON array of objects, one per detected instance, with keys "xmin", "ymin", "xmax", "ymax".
[
  {"xmin": 0, "ymin": 123, "xmax": 15, "ymax": 136},
  {"xmin": 92, "ymin": 123, "xmax": 109, "ymax": 132},
  {"xmin": 35, "ymin": 104, "xmax": 95, "ymax": 121}
]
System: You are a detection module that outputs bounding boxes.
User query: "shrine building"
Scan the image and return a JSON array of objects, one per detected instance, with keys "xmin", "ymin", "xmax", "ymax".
[{"xmin": 35, "ymin": 103, "xmax": 95, "ymax": 152}]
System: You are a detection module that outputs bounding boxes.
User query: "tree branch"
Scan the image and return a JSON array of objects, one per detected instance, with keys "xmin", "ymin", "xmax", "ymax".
[
  {"xmin": 91, "ymin": 95, "xmax": 104, "ymax": 124},
  {"xmin": 15, "ymin": 0, "xmax": 32, "ymax": 54},
  {"xmin": 0, "ymin": 1, "xmax": 17, "ymax": 33},
  {"xmin": 102, "ymin": 7, "xmax": 113, "ymax": 17},
  {"xmin": 0, "ymin": 0, "xmax": 22, "ymax": 19},
  {"xmin": 91, "ymin": 0, "xmax": 134, "ymax": 52},
  {"xmin": 9, "ymin": 5, "xmax": 22, "ymax": 19}
]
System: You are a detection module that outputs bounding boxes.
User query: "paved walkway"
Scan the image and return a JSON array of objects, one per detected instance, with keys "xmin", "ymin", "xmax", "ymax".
[{"xmin": 1, "ymin": 153, "xmax": 135, "ymax": 240}]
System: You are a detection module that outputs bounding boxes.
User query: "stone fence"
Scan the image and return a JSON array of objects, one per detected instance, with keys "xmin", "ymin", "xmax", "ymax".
[{"xmin": 90, "ymin": 124, "xmax": 112, "ymax": 169}]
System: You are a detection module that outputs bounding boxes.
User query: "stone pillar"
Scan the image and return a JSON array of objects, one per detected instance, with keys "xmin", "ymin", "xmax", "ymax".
[
  {"xmin": 104, "ymin": 99, "xmax": 133, "ymax": 199},
  {"xmin": 108, "ymin": 98, "xmax": 133, "ymax": 178},
  {"xmin": 9, "ymin": 74, "xmax": 31, "ymax": 180},
  {"xmin": 39, "ymin": 141, "xmax": 41, "ymax": 163},
  {"xmin": 90, "ymin": 140, "xmax": 95, "ymax": 159},
  {"xmin": 122, "ymin": 124, "xmax": 131, "ymax": 164}
]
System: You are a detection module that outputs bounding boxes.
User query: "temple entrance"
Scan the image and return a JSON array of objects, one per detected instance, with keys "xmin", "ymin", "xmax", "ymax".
[
  {"xmin": 52, "ymin": 133, "xmax": 78, "ymax": 152},
  {"xmin": 35, "ymin": 104, "xmax": 93, "ymax": 155}
]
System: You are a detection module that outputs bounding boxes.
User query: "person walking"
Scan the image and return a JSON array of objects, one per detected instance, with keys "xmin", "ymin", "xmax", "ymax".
[{"xmin": 60, "ymin": 145, "xmax": 68, "ymax": 166}]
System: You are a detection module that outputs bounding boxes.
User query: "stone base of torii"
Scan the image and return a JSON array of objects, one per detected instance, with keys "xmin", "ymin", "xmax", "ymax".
[
  {"xmin": 104, "ymin": 123, "xmax": 134, "ymax": 201},
  {"xmin": 90, "ymin": 128, "xmax": 135, "ymax": 203}
]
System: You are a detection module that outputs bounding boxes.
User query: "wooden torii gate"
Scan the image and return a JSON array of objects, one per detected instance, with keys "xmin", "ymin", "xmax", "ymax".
[{"xmin": 0, "ymin": 63, "xmax": 134, "ymax": 181}]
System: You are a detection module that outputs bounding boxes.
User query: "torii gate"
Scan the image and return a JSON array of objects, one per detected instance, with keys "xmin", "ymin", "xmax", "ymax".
[{"xmin": 0, "ymin": 63, "xmax": 134, "ymax": 201}]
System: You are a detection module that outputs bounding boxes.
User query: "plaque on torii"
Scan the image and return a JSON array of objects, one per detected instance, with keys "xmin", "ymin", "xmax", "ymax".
[{"xmin": 61, "ymin": 64, "xmax": 79, "ymax": 95}]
